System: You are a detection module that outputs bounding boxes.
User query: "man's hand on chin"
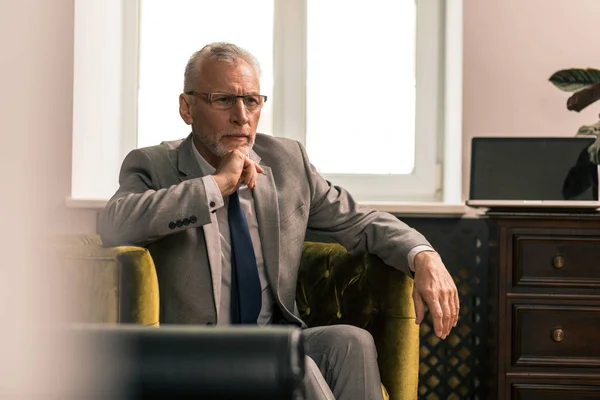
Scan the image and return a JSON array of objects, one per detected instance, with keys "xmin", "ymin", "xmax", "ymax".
[{"xmin": 411, "ymin": 251, "xmax": 459, "ymax": 339}]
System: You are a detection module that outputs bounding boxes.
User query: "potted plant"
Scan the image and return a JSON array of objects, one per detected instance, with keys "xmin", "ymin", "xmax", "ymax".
[{"xmin": 549, "ymin": 68, "xmax": 600, "ymax": 162}]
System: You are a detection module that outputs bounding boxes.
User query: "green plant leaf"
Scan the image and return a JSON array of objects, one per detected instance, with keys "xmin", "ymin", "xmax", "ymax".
[{"xmin": 549, "ymin": 68, "xmax": 600, "ymax": 92}]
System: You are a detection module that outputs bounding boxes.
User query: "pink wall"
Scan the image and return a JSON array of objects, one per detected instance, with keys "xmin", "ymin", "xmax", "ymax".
[
  {"xmin": 1, "ymin": 0, "xmax": 98, "ymax": 234},
  {"xmin": 0, "ymin": 1, "xmax": 93, "ymax": 395},
  {"xmin": 463, "ymin": 0, "xmax": 600, "ymax": 199}
]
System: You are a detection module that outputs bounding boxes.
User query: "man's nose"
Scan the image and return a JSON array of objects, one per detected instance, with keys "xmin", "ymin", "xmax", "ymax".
[{"xmin": 230, "ymin": 98, "xmax": 250, "ymax": 125}]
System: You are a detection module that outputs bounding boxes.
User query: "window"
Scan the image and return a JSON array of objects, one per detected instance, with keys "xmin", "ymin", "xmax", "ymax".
[
  {"xmin": 303, "ymin": 0, "xmax": 436, "ymax": 201},
  {"xmin": 306, "ymin": 1, "xmax": 417, "ymax": 176},
  {"xmin": 70, "ymin": 0, "xmax": 462, "ymax": 205}
]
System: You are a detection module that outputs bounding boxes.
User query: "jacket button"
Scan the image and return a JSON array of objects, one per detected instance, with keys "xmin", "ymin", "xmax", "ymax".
[
  {"xmin": 183, "ymin": 218, "xmax": 190, "ymax": 226},
  {"xmin": 209, "ymin": 201, "xmax": 216, "ymax": 207},
  {"xmin": 190, "ymin": 216, "xmax": 198, "ymax": 224},
  {"xmin": 176, "ymin": 220, "xmax": 183, "ymax": 228},
  {"xmin": 168, "ymin": 222, "xmax": 176, "ymax": 229}
]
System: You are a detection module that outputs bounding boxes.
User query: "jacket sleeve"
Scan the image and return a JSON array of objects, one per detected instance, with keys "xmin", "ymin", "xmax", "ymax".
[
  {"xmin": 98, "ymin": 148, "xmax": 218, "ymax": 247},
  {"xmin": 300, "ymin": 142, "xmax": 432, "ymax": 276}
]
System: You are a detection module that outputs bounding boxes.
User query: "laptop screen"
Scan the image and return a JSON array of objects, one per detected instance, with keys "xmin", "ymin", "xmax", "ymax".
[{"xmin": 469, "ymin": 137, "xmax": 598, "ymax": 201}]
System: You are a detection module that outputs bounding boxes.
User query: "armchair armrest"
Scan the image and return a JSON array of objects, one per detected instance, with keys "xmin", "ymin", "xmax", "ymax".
[
  {"xmin": 57, "ymin": 234, "xmax": 159, "ymax": 326},
  {"xmin": 297, "ymin": 241, "xmax": 419, "ymax": 400}
]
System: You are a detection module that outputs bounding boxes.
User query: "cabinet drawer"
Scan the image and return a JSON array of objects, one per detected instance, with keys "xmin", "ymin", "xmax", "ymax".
[
  {"xmin": 512, "ymin": 304, "xmax": 600, "ymax": 368},
  {"xmin": 514, "ymin": 235, "xmax": 600, "ymax": 288},
  {"xmin": 512, "ymin": 383, "xmax": 600, "ymax": 400}
]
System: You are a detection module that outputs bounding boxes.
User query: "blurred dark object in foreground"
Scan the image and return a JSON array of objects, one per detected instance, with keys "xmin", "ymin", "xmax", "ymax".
[
  {"xmin": 64, "ymin": 324, "xmax": 305, "ymax": 400},
  {"xmin": 562, "ymin": 143, "xmax": 599, "ymax": 200}
]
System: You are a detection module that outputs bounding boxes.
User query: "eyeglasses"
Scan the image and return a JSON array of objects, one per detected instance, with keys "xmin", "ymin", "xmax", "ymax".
[{"xmin": 185, "ymin": 91, "xmax": 267, "ymax": 111}]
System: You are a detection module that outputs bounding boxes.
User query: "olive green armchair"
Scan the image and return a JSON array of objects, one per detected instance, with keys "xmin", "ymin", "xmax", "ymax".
[{"xmin": 58, "ymin": 234, "xmax": 419, "ymax": 399}]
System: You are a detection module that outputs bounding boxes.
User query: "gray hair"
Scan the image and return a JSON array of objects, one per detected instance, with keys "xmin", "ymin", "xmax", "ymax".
[{"xmin": 183, "ymin": 42, "xmax": 261, "ymax": 92}]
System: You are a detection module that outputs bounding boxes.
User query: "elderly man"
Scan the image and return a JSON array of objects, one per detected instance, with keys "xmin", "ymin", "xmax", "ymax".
[{"xmin": 99, "ymin": 42, "xmax": 459, "ymax": 400}]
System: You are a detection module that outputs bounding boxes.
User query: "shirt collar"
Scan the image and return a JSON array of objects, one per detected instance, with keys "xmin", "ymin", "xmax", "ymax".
[{"xmin": 191, "ymin": 140, "xmax": 217, "ymax": 176}]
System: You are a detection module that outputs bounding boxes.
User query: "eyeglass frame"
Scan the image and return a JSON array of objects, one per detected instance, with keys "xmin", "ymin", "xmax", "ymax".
[{"xmin": 185, "ymin": 91, "xmax": 267, "ymax": 111}]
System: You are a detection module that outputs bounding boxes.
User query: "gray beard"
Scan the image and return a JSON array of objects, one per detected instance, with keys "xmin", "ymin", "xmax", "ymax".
[{"xmin": 201, "ymin": 135, "xmax": 254, "ymax": 159}]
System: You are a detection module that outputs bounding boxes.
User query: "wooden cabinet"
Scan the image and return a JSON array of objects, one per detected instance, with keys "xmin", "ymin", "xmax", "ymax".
[{"xmin": 487, "ymin": 212, "xmax": 600, "ymax": 400}]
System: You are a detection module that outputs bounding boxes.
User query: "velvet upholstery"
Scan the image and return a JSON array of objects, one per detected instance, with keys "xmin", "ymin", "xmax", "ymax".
[
  {"xmin": 60, "ymin": 235, "xmax": 418, "ymax": 399},
  {"xmin": 299, "ymin": 242, "xmax": 418, "ymax": 400}
]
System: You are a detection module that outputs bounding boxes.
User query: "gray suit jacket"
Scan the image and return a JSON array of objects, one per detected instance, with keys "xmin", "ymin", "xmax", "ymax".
[{"xmin": 98, "ymin": 134, "xmax": 431, "ymax": 326}]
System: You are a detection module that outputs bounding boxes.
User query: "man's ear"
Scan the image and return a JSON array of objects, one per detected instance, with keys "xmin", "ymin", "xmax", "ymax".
[{"xmin": 179, "ymin": 94, "xmax": 193, "ymax": 125}]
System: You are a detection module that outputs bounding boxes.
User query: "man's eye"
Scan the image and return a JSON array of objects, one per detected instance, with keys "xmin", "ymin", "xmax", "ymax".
[
  {"xmin": 213, "ymin": 95, "xmax": 232, "ymax": 103},
  {"xmin": 245, "ymin": 96, "xmax": 260, "ymax": 105}
]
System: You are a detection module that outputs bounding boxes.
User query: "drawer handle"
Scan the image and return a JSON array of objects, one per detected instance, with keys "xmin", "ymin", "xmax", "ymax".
[
  {"xmin": 551, "ymin": 328, "xmax": 565, "ymax": 342},
  {"xmin": 552, "ymin": 254, "xmax": 566, "ymax": 269}
]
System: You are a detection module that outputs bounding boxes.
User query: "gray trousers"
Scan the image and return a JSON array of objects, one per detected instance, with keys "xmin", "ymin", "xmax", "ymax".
[{"xmin": 301, "ymin": 325, "xmax": 384, "ymax": 400}]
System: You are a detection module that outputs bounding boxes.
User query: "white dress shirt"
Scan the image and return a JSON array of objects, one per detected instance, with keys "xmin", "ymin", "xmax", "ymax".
[
  {"xmin": 193, "ymin": 145, "xmax": 274, "ymax": 325},
  {"xmin": 192, "ymin": 145, "xmax": 433, "ymax": 325}
]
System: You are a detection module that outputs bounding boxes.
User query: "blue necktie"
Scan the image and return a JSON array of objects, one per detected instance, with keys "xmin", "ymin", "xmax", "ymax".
[{"xmin": 228, "ymin": 190, "xmax": 262, "ymax": 324}]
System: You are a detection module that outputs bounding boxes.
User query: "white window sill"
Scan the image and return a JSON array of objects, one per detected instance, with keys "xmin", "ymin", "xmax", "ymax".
[
  {"xmin": 65, "ymin": 197, "xmax": 109, "ymax": 210},
  {"xmin": 66, "ymin": 197, "xmax": 478, "ymax": 217},
  {"xmin": 362, "ymin": 201, "xmax": 469, "ymax": 216}
]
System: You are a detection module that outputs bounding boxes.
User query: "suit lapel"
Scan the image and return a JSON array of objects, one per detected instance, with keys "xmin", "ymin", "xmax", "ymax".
[
  {"xmin": 177, "ymin": 135, "xmax": 204, "ymax": 181},
  {"xmin": 250, "ymin": 157, "xmax": 281, "ymax": 299},
  {"xmin": 177, "ymin": 135, "xmax": 222, "ymax": 322},
  {"xmin": 176, "ymin": 139, "xmax": 281, "ymax": 322}
]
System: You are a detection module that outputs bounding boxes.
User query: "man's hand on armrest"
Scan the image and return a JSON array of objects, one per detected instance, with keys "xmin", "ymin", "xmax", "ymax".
[{"xmin": 411, "ymin": 251, "xmax": 459, "ymax": 340}]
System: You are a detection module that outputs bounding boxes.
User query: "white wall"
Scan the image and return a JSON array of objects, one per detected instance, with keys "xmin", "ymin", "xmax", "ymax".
[{"xmin": 463, "ymin": 0, "xmax": 600, "ymax": 200}]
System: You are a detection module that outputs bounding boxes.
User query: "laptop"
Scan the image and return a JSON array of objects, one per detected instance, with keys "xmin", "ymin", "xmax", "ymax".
[{"xmin": 466, "ymin": 137, "xmax": 600, "ymax": 210}]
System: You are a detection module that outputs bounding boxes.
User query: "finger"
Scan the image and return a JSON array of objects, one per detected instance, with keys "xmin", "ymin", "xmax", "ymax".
[
  {"xmin": 251, "ymin": 162, "xmax": 264, "ymax": 187},
  {"xmin": 242, "ymin": 165, "xmax": 255, "ymax": 188},
  {"xmin": 413, "ymin": 289, "xmax": 425, "ymax": 325},
  {"xmin": 227, "ymin": 151, "xmax": 248, "ymax": 182},
  {"xmin": 448, "ymin": 291, "xmax": 458, "ymax": 330},
  {"xmin": 234, "ymin": 149, "xmax": 249, "ymax": 170},
  {"xmin": 441, "ymin": 292, "xmax": 452, "ymax": 338},
  {"xmin": 249, "ymin": 160, "xmax": 263, "ymax": 176},
  {"xmin": 241, "ymin": 154, "xmax": 255, "ymax": 169},
  {"xmin": 248, "ymin": 164, "xmax": 258, "ymax": 189},
  {"xmin": 251, "ymin": 162, "xmax": 260, "ymax": 188},
  {"xmin": 453, "ymin": 287, "xmax": 460, "ymax": 327},
  {"xmin": 241, "ymin": 158, "xmax": 261, "ymax": 185},
  {"xmin": 429, "ymin": 299, "xmax": 444, "ymax": 338}
]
